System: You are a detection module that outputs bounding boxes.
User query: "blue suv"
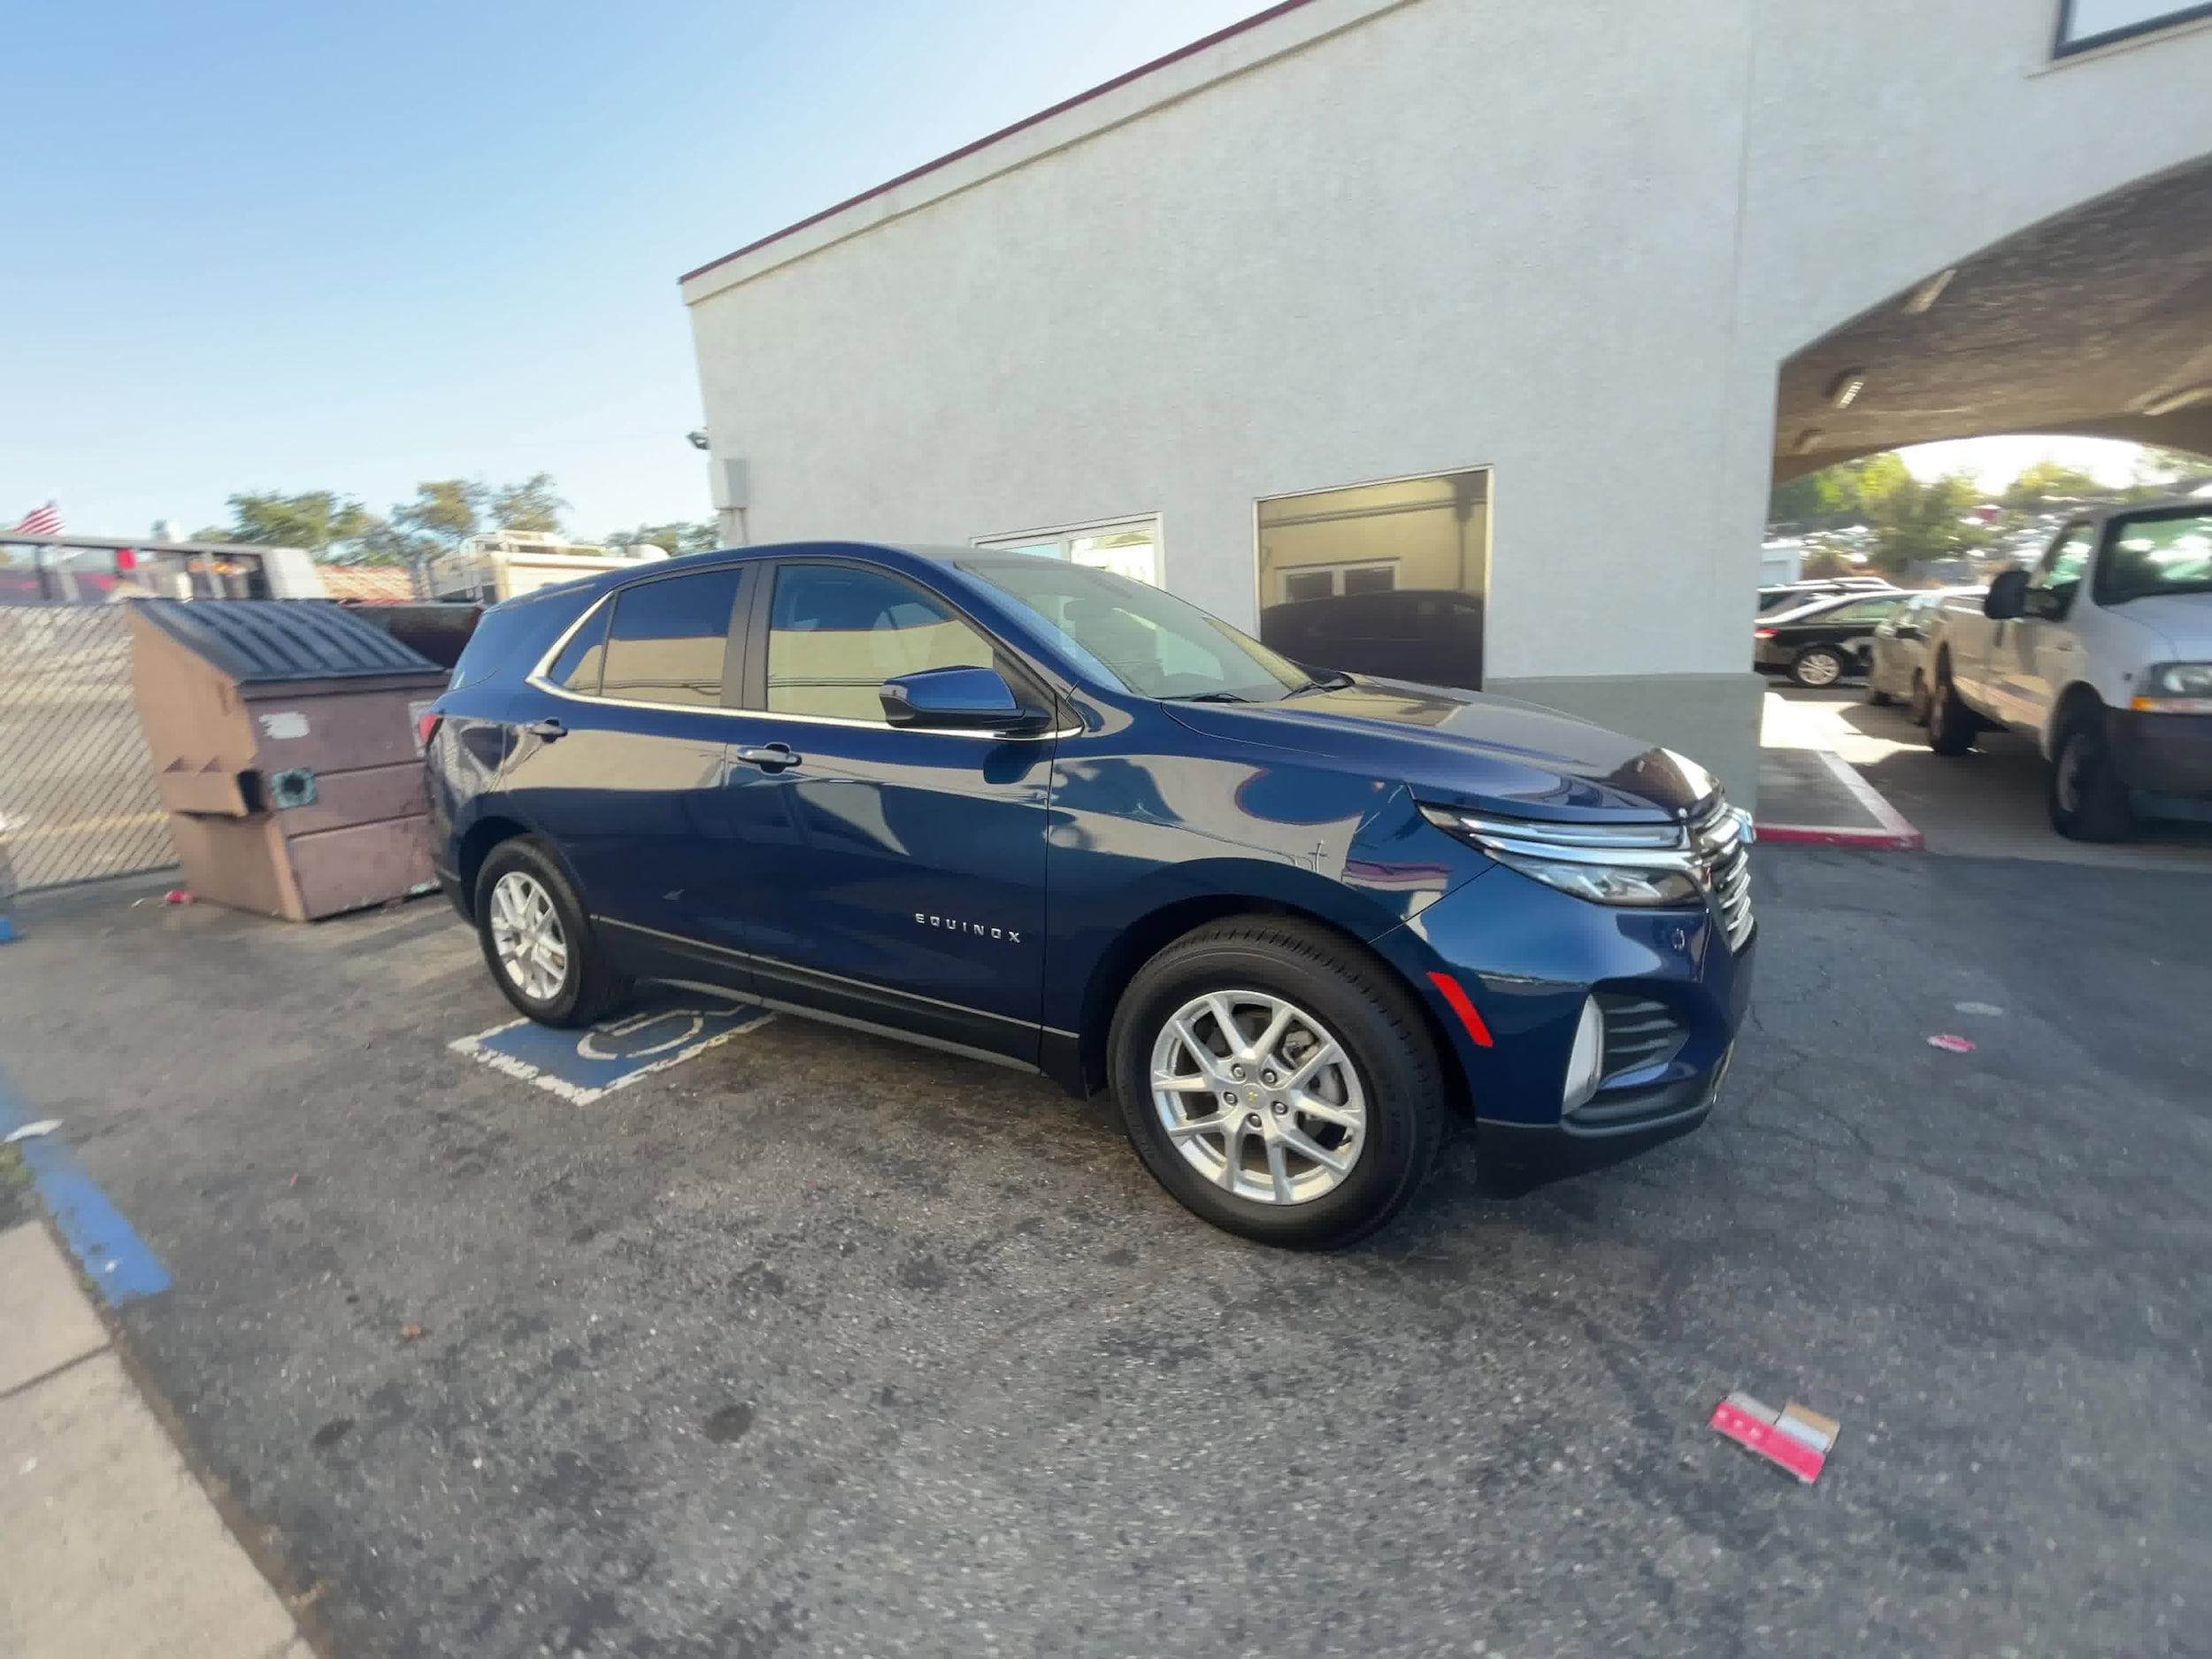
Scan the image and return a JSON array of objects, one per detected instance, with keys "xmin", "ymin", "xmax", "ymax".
[{"xmin": 424, "ymin": 542, "xmax": 1754, "ymax": 1247}]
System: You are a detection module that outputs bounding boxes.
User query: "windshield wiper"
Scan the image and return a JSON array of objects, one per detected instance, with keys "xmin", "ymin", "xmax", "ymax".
[
  {"xmin": 1175, "ymin": 690, "xmax": 1256, "ymax": 703},
  {"xmin": 1286, "ymin": 671, "xmax": 1354, "ymax": 696}
]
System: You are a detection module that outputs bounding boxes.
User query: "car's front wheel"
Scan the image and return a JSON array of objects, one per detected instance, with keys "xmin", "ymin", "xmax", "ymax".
[
  {"xmin": 474, "ymin": 838, "xmax": 631, "ymax": 1027},
  {"xmin": 1927, "ymin": 663, "xmax": 1978, "ymax": 756},
  {"xmin": 1108, "ymin": 918, "xmax": 1444, "ymax": 1248},
  {"xmin": 2048, "ymin": 705, "xmax": 2136, "ymax": 841}
]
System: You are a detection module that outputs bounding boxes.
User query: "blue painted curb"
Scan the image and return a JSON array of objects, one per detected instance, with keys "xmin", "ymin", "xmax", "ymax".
[{"xmin": 0, "ymin": 1067, "xmax": 170, "ymax": 1304}]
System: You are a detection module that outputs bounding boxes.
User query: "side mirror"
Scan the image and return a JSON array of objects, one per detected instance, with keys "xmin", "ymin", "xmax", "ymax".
[
  {"xmin": 879, "ymin": 665, "xmax": 1042, "ymax": 732},
  {"xmin": 1984, "ymin": 570, "xmax": 2028, "ymax": 620}
]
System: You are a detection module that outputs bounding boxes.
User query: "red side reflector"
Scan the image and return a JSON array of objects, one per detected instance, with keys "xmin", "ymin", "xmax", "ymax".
[
  {"xmin": 416, "ymin": 710, "xmax": 442, "ymax": 749},
  {"xmin": 115, "ymin": 548, "xmax": 138, "ymax": 572},
  {"xmin": 1754, "ymin": 628, "xmax": 1776, "ymax": 640},
  {"xmin": 1427, "ymin": 972, "xmax": 1494, "ymax": 1047}
]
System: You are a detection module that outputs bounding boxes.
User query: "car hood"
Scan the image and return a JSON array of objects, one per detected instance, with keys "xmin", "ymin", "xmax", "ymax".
[
  {"xmin": 2107, "ymin": 593, "xmax": 2212, "ymax": 657},
  {"xmin": 1160, "ymin": 678, "xmax": 1717, "ymax": 823}
]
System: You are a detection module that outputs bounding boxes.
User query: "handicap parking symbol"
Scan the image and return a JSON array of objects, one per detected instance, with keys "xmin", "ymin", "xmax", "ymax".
[{"xmin": 449, "ymin": 986, "xmax": 772, "ymax": 1103}]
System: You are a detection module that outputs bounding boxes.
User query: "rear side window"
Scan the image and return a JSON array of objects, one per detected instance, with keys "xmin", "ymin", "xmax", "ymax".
[
  {"xmin": 449, "ymin": 592, "xmax": 588, "ymax": 690},
  {"xmin": 545, "ymin": 603, "xmax": 611, "ymax": 694},
  {"xmin": 600, "ymin": 569, "xmax": 742, "ymax": 708}
]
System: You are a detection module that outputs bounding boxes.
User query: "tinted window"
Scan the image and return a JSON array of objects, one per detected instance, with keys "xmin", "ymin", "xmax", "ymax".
[
  {"xmin": 765, "ymin": 564, "xmax": 995, "ymax": 721},
  {"xmin": 2032, "ymin": 526, "xmax": 2096, "ymax": 606},
  {"xmin": 450, "ymin": 593, "xmax": 586, "ymax": 690},
  {"xmin": 1818, "ymin": 597, "xmax": 1903, "ymax": 624},
  {"xmin": 546, "ymin": 603, "xmax": 610, "ymax": 694},
  {"xmin": 600, "ymin": 569, "xmax": 741, "ymax": 707}
]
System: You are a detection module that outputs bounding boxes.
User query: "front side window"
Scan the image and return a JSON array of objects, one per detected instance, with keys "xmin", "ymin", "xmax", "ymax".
[
  {"xmin": 2099, "ymin": 510, "xmax": 2212, "ymax": 603},
  {"xmin": 599, "ymin": 568, "xmax": 741, "ymax": 707},
  {"xmin": 2030, "ymin": 524, "xmax": 2097, "ymax": 616},
  {"xmin": 963, "ymin": 557, "xmax": 1310, "ymax": 703},
  {"xmin": 1821, "ymin": 596, "xmax": 1905, "ymax": 625},
  {"xmin": 765, "ymin": 564, "xmax": 995, "ymax": 722}
]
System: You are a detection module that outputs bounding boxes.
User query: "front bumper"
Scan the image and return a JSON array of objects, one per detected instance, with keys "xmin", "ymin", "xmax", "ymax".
[
  {"xmin": 2110, "ymin": 709, "xmax": 2212, "ymax": 800},
  {"xmin": 1371, "ymin": 861, "xmax": 1756, "ymax": 1193}
]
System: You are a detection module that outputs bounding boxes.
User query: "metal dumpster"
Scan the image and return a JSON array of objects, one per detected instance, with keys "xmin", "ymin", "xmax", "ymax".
[{"xmin": 127, "ymin": 599, "xmax": 448, "ymax": 920}]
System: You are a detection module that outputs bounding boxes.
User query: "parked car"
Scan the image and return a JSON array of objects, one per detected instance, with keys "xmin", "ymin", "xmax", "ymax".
[
  {"xmin": 424, "ymin": 543, "xmax": 1755, "ymax": 1247},
  {"xmin": 1924, "ymin": 499, "xmax": 2212, "ymax": 840},
  {"xmin": 1756, "ymin": 578, "xmax": 1895, "ymax": 615},
  {"xmin": 1754, "ymin": 591, "xmax": 1913, "ymax": 686},
  {"xmin": 1258, "ymin": 588, "xmax": 1484, "ymax": 691},
  {"xmin": 1866, "ymin": 587, "xmax": 1984, "ymax": 722}
]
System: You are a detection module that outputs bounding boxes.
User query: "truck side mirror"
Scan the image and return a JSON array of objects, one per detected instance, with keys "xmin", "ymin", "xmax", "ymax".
[{"xmin": 1984, "ymin": 570, "xmax": 2028, "ymax": 620}]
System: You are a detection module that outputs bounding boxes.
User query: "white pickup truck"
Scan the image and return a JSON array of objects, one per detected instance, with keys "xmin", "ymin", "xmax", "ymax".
[{"xmin": 1924, "ymin": 497, "xmax": 2212, "ymax": 840}]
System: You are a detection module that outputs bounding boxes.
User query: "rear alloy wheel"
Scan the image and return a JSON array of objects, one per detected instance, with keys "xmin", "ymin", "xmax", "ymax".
[
  {"xmin": 1792, "ymin": 647, "xmax": 1846, "ymax": 688},
  {"xmin": 1110, "ymin": 918, "xmax": 1443, "ymax": 1248},
  {"xmin": 474, "ymin": 839, "xmax": 631, "ymax": 1027},
  {"xmin": 2048, "ymin": 707, "xmax": 2136, "ymax": 842}
]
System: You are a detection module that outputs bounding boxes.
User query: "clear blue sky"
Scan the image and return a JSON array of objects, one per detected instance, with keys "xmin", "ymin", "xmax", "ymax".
[{"xmin": 3, "ymin": 0, "xmax": 1259, "ymax": 541}]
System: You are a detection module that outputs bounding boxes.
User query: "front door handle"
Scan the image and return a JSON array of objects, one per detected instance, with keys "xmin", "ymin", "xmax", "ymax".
[
  {"xmin": 733, "ymin": 743, "xmax": 801, "ymax": 771},
  {"xmin": 525, "ymin": 718, "xmax": 567, "ymax": 741}
]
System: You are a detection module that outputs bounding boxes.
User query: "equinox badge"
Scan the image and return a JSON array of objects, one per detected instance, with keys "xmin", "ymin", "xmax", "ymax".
[{"xmin": 916, "ymin": 912, "xmax": 1021, "ymax": 943}]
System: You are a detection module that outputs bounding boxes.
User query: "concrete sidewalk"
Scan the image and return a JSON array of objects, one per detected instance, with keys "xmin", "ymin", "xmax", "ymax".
[{"xmin": 0, "ymin": 1222, "xmax": 308, "ymax": 1659}]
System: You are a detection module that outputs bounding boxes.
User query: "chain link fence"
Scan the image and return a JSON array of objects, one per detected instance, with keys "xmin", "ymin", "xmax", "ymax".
[{"xmin": 0, "ymin": 605, "xmax": 176, "ymax": 897}]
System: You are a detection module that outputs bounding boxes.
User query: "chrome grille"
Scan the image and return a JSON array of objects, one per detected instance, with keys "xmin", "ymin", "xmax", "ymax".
[{"xmin": 1688, "ymin": 795, "xmax": 1755, "ymax": 950}]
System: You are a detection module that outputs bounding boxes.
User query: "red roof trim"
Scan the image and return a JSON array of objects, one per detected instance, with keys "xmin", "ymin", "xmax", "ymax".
[{"xmin": 678, "ymin": 0, "xmax": 1325, "ymax": 288}]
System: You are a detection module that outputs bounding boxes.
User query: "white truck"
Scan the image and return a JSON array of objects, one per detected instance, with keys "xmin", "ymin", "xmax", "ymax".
[
  {"xmin": 423, "ymin": 533, "xmax": 666, "ymax": 604},
  {"xmin": 1924, "ymin": 497, "xmax": 2212, "ymax": 840}
]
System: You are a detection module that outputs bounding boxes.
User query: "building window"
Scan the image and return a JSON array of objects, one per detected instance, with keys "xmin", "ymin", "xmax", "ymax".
[
  {"xmin": 2056, "ymin": 0, "xmax": 2212, "ymax": 54},
  {"xmin": 974, "ymin": 515, "xmax": 1162, "ymax": 587},
  {"xmin": 1256, "ymin": 469, "xmax": 1488, "ymax": 691}
]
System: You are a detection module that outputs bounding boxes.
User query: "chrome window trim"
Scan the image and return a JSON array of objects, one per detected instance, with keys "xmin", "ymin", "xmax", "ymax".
[{"xmin": 526, "ymin": 589, "xmax": 1074, "ymax": 741}]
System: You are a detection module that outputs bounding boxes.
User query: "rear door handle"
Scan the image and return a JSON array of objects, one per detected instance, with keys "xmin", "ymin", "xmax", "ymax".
[
  {"xmin": 733, "ymin": 743, "xmax": 801, "ymax": 771},
  {"xmin": 525, "ymin": 718, "xmax": 567, "ymax": 741}
]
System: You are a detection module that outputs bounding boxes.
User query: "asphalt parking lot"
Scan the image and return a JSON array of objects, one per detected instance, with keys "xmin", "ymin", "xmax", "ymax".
[{"xmin": 4, "ymin": 849, "xmax": 2210, "ymax": 1658}]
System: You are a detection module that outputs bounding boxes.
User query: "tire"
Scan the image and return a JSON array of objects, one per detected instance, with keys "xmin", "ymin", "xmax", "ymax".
[
  {"xmin": 1792, "ymin": 647, "xmax": 1846, "ymax": 688},
  {"xmin": 1865, "ymin": 680, "xmax": 1894, "ymax": 707},
  {"xmin": 1927, "ymin": 662, "xmax": 1978, "ymax": 756},
  {"xmin": 1107, "ymin": 917, "xmax": 1444, "ymax": 1249},
  {"xmin": 1908, "ymin": 670, "xmax": 1932, "ymax": 726},
  {"xmin": 2048, "ymin": 705, "xmax": 2136, "ymax": 842},
  {"xmin": 474, "ymin": 838, "xmax": 631, "ymax": 1027}
]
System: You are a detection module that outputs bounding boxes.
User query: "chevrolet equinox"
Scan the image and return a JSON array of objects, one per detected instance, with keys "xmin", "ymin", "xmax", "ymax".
[{"xmin": 424, "ymin": 542, "xmax": 1755, "ymax": 1247}]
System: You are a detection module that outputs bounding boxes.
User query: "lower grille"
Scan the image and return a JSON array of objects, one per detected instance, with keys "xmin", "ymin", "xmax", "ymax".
[
  {"xmin": 1597, "ymin": 993, "xmax": 1687, "ymax": 1082},
  {"xmin": 1688, "ymin": 795, "xmax": 1755, "ymax": 950}
]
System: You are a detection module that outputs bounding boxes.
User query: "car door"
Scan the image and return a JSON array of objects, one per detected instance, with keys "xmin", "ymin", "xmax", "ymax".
[
  {"xmin": 717, "ymin": 557, "xmax": 1056, "ymax": 1062},
  {"xmin": 500, "ymin": 563, "xmax": 758, "ymax": 988},
  {"xmin": 2001, "ymin": 522, "xmax": 2096, "ymax": 729}
]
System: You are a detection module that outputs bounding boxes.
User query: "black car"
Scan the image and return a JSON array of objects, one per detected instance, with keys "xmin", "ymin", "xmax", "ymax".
[
  {"xmin": 1259, "ymin": 589, "xmax": 1485, "ymax": 691},
  {"xmin": 1754, "ymin": 591, "xmax": 1913, "ymax": 686}
]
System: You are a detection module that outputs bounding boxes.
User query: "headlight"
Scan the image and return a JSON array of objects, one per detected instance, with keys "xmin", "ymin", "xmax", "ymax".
[
  {"xmin": 1419, "ymin": 804, "xmax": 1705, "ymax": 908},
  {"xmin": 2134, "ymin": 662, "xmax": 2212, "ymax": 714}
]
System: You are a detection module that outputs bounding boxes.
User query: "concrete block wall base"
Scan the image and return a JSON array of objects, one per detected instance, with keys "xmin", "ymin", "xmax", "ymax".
[{"xmin": 1486, "ymin": 672, "xmax": 1766, "ymax": 811}]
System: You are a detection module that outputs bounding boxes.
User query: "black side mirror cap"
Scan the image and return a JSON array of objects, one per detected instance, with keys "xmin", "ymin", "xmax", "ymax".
[{"xmin": 1984, "ymin": 570, "xmax": 2028, "ymax": 620}]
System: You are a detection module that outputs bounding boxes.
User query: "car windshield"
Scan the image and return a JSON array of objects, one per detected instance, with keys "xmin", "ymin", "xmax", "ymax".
[
  {"xmin": 2101, "ymin": 511, "xmax": 2212, "ymax": 603},
  {"xmin": 958, "ymin": 557, "xmax": 1310, "ymax": 701}
]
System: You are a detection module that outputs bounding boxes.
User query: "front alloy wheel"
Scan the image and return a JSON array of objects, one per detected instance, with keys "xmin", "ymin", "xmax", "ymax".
[{"xmin": 1150, "ymin": 990, "xmax": 1366, "ymax": 1205}]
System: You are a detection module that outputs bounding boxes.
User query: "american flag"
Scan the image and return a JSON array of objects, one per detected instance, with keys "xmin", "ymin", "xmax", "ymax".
[{"xmin": 12, "ymin": 501, "xmax": 61, "ymax": 535}]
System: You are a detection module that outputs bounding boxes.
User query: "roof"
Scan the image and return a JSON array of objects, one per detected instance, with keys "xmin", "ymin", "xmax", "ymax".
[
  {"xmin": 134, "ymin": 598, "xmax": 442, "ymax": 685},
  {"xmin": 319, "ymin": 565, "xmax": 418, "ymax": 603},
  {"xmin": 679, "ymin": 0, "xmax": 1331, "ymax": 294}
]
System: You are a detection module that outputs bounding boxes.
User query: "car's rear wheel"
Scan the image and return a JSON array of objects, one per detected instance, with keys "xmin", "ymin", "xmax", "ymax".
[
  {"xmin": 1865, "ymin": 678, "xmax": 1894, "ymax": 706},
  {"xmin": 1108, "ymin": 918, "xmax": 1444, "ymax": 1248},
  {"xmin": 1909, "ymin": 669, "xmax": 1932, "ymax": 726},
  {"xmin": 2048, "ymin": 705, "xmax": 2136, "ymax": 841},
  {"xmin": 1927, "ymin": 662, "xmax": 1978, "ymax": 756},
  {"xmin": 1792, "ymin": 647, "xmax": 1846, "ymax": 688},
  {"xmin": 475, "ymin": 839, "xmax": 630, "ymax": 1027}
]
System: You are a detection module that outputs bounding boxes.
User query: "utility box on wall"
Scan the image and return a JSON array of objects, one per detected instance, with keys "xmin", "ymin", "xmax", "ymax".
[{"xmin": 127, "ymin": 599, "xmax": 449, "ymax": 920}]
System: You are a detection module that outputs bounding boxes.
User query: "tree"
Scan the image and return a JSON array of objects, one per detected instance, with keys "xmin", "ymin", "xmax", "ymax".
[
  {"xmin": 1857, "ymin": 458, "xmax": 1991, "ymax": 573},
  {"xmin": 2124, "ymin": 445, "xmax": 2211, "ymax": 500},
  {"xmin": 205, "ymin": 490, "xmax": 380, "ymax": 557},
  {"xmin": 394, "ymin": 480, "xmax": 486, "ymax": 549},
  {"xmin": 488, "ymin": 472, "xmax": 567, "ymax": 534},
  {"xmin": 603, "ymin": 519, "xmax": 718, "ymax": 554},
  {"xmin": 2000, "ymin": 460, "xmax": 2104, "ymax": 513}
]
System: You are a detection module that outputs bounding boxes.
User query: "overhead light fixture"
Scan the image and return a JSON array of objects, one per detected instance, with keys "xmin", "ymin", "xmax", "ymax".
[
  {"xmin": 2139, "ymin": 385, "xmax": 2212, "ymax": 418},
  {"xmin": 1827, "ymin": 370, "xmax": 1868, "ymax": 410},
  {"xmin": 1902, "ymin": 269, "xmax": 1957, "ymax": 315},
  {"xmin": 1793, "ymin": 428, "xmax": 1825, "ymax": 455},
  {"xmin": 686, "ymin": 428, "xmax": 711, "ymax": 451}
]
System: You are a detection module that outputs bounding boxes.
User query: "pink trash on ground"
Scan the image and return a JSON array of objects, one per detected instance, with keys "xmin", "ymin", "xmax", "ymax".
[
  {"xmin": 1926, "ymin": 1033, "xmax": 1976, "ymax": 1053},
  {"xmin": 1710, "ymin": 1393, "xmax": 1839, "ymax": 1485}
]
